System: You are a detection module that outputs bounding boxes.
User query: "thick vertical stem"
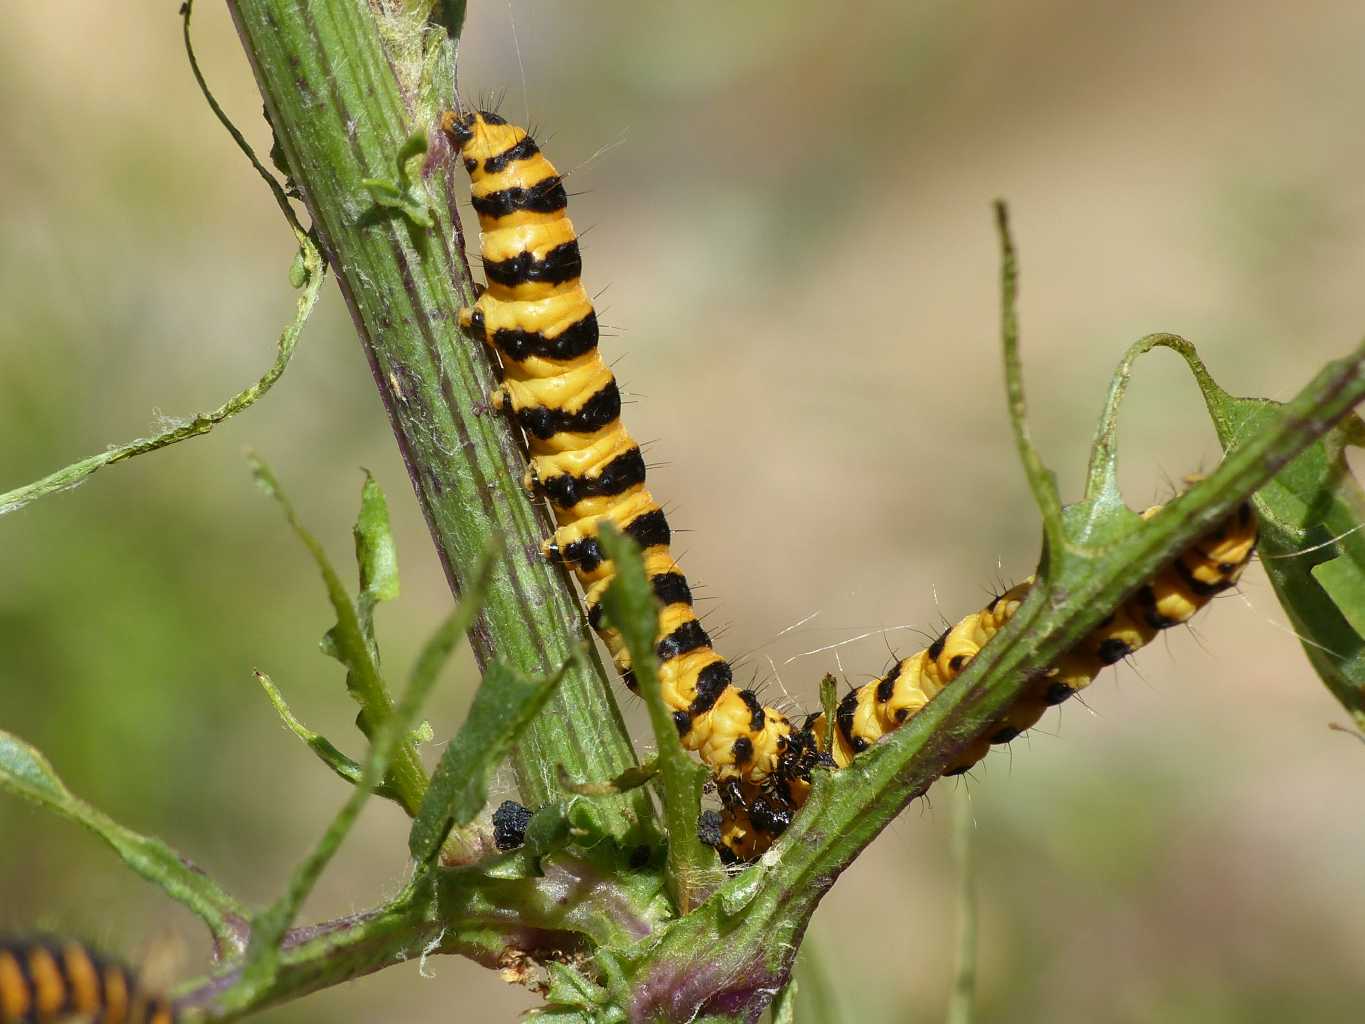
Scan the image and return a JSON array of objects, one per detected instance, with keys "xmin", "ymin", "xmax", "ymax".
[{"xmin": 225, "ymin": 0, "xmax": 650, "ymax": 831}]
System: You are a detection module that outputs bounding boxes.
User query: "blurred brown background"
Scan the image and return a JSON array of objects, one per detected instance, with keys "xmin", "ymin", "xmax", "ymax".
[{"xmin": 3, "ymin": 2, "xmax": 1364, "ymax": 1021}]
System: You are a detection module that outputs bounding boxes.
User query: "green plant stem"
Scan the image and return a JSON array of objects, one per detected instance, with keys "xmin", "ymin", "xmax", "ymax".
[
  {"xmin": 597, "ymin": 525, "xmax": 714, "ymax": 912},
  {"xmin": 996, "ymin": 201, "xmax": 1065, "ymax": 567},
  {"xmin": 183, "ymin": 0, "xmax": 305, "ymax": 235},
  {"xmin": 174, "ymin": 852, "xmax": 657, "ymax": 1020},
  {"xmin": 0, "ymin": 232, "xmax": 320, "ymax": 518},
  {"xmin": 946, "ymin": 792, "xmax": 976, "ymax": 1024},
  {"xmin": 0, "ymin": 730, "xmax": 250, "ymax": 957},
  {"xmin": 225, "ymin": 0, "xmax": 648, "ymax": 828}
]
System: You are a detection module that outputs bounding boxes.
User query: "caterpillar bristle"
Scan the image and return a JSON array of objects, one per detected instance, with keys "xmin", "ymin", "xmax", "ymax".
[{"xmin": 0, "ymin": 938, "xmax": 175, "ymax": 1024}]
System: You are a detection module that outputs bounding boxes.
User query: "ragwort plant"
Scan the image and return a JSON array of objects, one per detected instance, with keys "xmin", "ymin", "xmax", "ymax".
[{"xmin": 2, "ymin": 2, "xmax": 1364, "ymax": 1022}]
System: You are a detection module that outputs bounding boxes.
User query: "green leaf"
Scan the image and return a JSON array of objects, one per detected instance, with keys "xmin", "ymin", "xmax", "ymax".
[
  {"xmin": 1314, "ymin": 555, "xmax": 1365, "ymax": 637},
  {"xmin": 563, "ymin": 795, "xmax": 611, "ymax": 846},
  {"xmin": 994, "ymin": 201, "xmax": 1065, "ymax": 571},
  {"xmin": 409, "ymin": 649, "xmax": 571, "ymax": 863},
  {"xmin": 360, "ymin": 180, "xmax": 435, "ymax": 228},
  {"xmin": 360, "ymin": 131, "xmax": 435, "ymax": 229},
  {"xmin": 595, "ymin": 523, "xmax": 715, "ymax": 912},
  {"xmin": 1210, "ymin": 399, "xmax": 1365, "ymax": 723},
  {"xmin": 254, "ymin": 670, "xmax": 405, "ymax": 803},
  {"xmin": 534, "ymin": 960, "xmax": 626, "ymax": 1024},
  {"xmin": 354, "ymin": 471, "xmax": 400, "ymax": 646},
  {"xmin": 1098, "ymin": 333, "xmax": 1365, "ymax": 724},
  {"xmin": 546, "ymin": 962, "xmax": 609, "ymax": 1009},
  {"xmin": 0, "ymin": 729, "xmax": 248, "ymax": 953},
  {"xmin": 523, "ymin": 801, "xmax": 575, "ymax": 856},
  {"xmin": 0, "ymin": 234, "xmax": 321, "ymax": 519},
  {"xmin": 249, "ymin": 453, "xmax": 428, "ymax": 815},
  {"xmin": 397, "ymin": 128, "xmax": 430, "ymax": 169},
  {"xmin": 817, "ymin": 674, "xmax": 838, "ymax": 755},
  {"xmin": 545, "ymin": 964, "xmax": 603, "ymax": 1007}
]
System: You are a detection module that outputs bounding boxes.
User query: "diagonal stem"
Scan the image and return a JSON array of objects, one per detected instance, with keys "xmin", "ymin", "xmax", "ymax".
[{"xmin": 224, "ymin": 0, "xmax": 651, "ymax": 832}]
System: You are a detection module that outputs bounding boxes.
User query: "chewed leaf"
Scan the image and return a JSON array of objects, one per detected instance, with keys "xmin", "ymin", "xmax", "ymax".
[
  {"xmin": 1089, "ymin": 332, "xmax": 1365, "ymax": 723},
  {"xmin": 256, "ymin": 671, "xmax": 363, "ymax": 782},
  {"xmin": 0, "ymin": 729, "xmax": 247, "ymax": 952},
  {"xmin": 1196, "ymin": 378, "xmax": 1365, "ymax": 723},
  {"xmin": 250, "ymin": 454, "xmax": 380, "ymax": 704},
  {"xmin": 254, "ymin": 671, "xmax": 403, "ymax": 804},
  {"xmin": 249, "ymin": 453, "xmax": 427, "ymax": 815}
]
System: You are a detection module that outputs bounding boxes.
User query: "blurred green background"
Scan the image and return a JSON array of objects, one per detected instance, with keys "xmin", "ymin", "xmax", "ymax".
[{"xmin": 3, "ymin": 2, "xmax": 1365, "ymax": 1021}]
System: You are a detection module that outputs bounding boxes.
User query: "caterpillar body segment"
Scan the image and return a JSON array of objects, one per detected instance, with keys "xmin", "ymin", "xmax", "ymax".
[
  {"xmin": 715, "ymin": 500, "xmax": 1259, "ymax": 863},
  {"xmin": 442, "ymin": 108, "xmax": 803, "ymax": 787},
  {"xmin": 0, "ymin": 939, "xmax": 174, "ymax": 1024}
]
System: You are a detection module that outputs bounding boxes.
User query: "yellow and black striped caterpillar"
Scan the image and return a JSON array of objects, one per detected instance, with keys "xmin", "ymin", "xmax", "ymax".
[
  {"xmin": 441, "ymin": 109, "xmax": 819, "ymax": 792},
  {"xmin": 716, "ymin": 499, "xmax": 1259, "ymax": 861},
  {"xmin": 0, "ymin": 938, "xmax": 175, "ymax": 1024}
]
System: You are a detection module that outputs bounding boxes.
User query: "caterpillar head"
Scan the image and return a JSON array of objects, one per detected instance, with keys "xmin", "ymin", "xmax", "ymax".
[{"xmin": 439, "ymin": 110, "xmax": 522, "ymax": 174}]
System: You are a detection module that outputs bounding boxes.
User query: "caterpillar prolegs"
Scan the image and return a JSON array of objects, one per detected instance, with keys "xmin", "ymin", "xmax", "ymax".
[
  {"xmin": 0, "ymin": 938, "xmax": 175, "ymax": 1023},
  {"xmin": 715, "ymin": 500, "xmax": 1260, "ymax": 862},
  {"xmin": 441, "ymin": 110, "xmax": 814, "ymax": 791}
]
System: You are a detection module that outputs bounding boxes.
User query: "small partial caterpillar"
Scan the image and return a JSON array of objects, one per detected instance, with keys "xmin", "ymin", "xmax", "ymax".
[
  {"xmin": 441, "ymin": 109, "xmax": 812, "ymax": 792},
  {"xmin": 715, "ymin": 499, "xmax": 1260, "ymax": 862},
  {"xmin": 0, "ymin": 938, "xmax": 175, "ymax": 1023}
]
